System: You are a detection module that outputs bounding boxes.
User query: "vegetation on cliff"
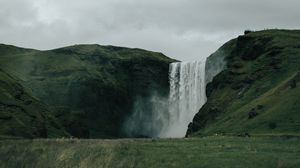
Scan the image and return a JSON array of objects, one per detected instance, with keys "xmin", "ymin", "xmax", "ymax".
[
  {"xmin": 187, "ymin": 30, "xmax": 300, "ymax": 137},
  {"xmin": 0, "ymin": 44, "xmax": 175, "ymax": 138},
  {"xmin": 0, "ymin": 69, "xmax": 68, "ymax": 139}
]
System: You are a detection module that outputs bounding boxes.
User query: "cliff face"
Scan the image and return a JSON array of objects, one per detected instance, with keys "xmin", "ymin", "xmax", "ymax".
[
  {"xmin": 0, "ymin": 44, "xmax": 175, "ymax": 138},
  {"xmin": 187, "ymin": 30, "xmax": 300, "ymax": 137}
]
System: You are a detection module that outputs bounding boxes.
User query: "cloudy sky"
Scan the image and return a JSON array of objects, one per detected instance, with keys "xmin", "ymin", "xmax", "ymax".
[{"xmin": 1, "ymin": 0, "xmax": 300, "ymax": 61}]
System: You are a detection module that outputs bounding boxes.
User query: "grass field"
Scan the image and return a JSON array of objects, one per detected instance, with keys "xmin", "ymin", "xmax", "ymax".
[{"xmin": 1, "ymin": 136, "xmax": 300, "ymax": 168}]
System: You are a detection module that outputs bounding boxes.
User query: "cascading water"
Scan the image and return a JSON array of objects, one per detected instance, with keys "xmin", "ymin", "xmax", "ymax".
[
  {"xmin": 124, "ymin": 60, "xmax": 208, "ymax": 138},
  {"xmin": 160, "ymin": 60, "xmax": 207, "ymax": 137}
]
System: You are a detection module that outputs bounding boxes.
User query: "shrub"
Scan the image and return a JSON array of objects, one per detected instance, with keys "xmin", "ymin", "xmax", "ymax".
[
  {"xmin": 244, "ymin": 30, "xmax": 253, "ymax": 35},
  {"xmin": 248, "ymin": 109, "xmax": 258, "ymax": 119}
]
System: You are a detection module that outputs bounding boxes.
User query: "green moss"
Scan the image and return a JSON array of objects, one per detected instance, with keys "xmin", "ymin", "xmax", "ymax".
[
  {"xmin": 189, "ymin": 29, "xmax": 300, "ymax": 137},
  {"xmin": 0, "ymin": 44, "xmax": 175, "ymax": 138},
  {"xmin": 0, "ymin": 69, "xmax": 69, "ymax": 138}
]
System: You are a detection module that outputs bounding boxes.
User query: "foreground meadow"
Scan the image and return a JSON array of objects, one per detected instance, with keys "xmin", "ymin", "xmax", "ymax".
[{"xmin": 0, "ymin": 136, "xmax": 299, "ymax": 168}]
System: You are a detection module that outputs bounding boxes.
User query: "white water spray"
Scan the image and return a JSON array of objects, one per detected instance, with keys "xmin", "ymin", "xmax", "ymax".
[
  {"xmin": 160, "ymin": 60, "xmax": 207, "ymax": 137},
  {"xmin": 124, "ymin": 60, "xmax": 208, "ymax": 138}
]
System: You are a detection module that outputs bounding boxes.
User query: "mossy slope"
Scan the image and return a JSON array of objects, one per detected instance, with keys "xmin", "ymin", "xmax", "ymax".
[
  {"xmin": 0, "ymin": 69, "xmax": 68, "ymax": 139},
  {"xmin": 0, "ymin": 44, "xmax": 175, "ymax": 138},
  {"xmin": 188, "ymin": 30, "xmax": 300, "ymax": 136}
]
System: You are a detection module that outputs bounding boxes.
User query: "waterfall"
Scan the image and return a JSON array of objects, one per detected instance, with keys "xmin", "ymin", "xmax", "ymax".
[
  {"xmin": 160, "ymin": 60, "xmax": 207, "ymax": 137},
  {"xmin": 124, "ymin": 60, "xmax": 208, "ymax": 138}
]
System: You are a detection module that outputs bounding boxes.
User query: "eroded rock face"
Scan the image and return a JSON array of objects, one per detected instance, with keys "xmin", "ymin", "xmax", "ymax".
[
  {"xmin": 205, "ymin": 50, "xmax": 227, "ymax": 85},
  {"xmin": 187, "ymin": 30, "xmax": 300, "ymax": 137}
]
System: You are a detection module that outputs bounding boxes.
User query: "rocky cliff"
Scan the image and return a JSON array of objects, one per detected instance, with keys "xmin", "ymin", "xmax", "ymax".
[{"xmin": 187, "ymin": 29, "xmax": 300, "ymax": 137}]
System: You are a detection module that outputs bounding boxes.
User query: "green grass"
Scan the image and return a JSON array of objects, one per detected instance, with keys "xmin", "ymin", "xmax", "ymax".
[
  {"xmin": 0, "ymin": 69, "xmax": 68, "ymax": 138},
  {"xmin": 190, "ymin": 29, "xmax": 300, "ymax": 137},
  {"xmin": 0, "ymin": 44, "xmax": 175, "ymax": 138},
  {"xmin": 0, "ymin": 136, "xmax": 299, "ymax": 168}
]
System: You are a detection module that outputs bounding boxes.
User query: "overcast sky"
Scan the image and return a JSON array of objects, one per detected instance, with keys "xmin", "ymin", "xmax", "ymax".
[{"xmin": 1, "ymin": 0, "xmax": 300, "ymax": 61}]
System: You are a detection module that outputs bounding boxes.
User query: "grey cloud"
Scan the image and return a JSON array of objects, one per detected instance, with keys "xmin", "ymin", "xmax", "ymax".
[{"xmin": 0, "ymin": 0, "xmax": 300, "ymax": 61}]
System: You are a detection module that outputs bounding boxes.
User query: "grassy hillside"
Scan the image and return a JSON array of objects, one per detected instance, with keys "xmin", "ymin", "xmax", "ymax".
[
  {"xmin": 0, "ymin": 69, "xmax": 68, "ymax": 139},
  {"xmin": 1, "ymin": 136, "xmax": 299, "ymax": 168},
  {"xmin": 0, "ymin": 44, "xmax": 175, "ymax": 138},
  {"xmin": 187, "ymin": 30, "xmax": 300, "ymax": 137}
]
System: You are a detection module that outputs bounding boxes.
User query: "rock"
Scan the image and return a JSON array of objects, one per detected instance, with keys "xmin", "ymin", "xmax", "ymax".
[
  {"xmin": 185, "ymin": 122, "xmax": 194, "ymax": 137},
  {"xmin": 290, "ymin": 79, "xmax": 297, "ymax": 88},
  {"xmin": 248, "ymin": 109, "xmax": 258, "ymax": 119},
  {"xmin": 244, "ymin": 30, "xmax": 253, "ymax": 35}
]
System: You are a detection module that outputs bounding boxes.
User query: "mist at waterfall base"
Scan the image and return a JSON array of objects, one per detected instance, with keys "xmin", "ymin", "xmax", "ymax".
[{"xmin": 123, "ymin": 60, "xmax": 207, "ymax": 138}]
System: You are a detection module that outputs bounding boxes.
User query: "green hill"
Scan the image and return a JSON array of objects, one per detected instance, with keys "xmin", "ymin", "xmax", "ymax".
[
  {"xmin": 187, "ymin": 30, "xmax": 300, "ymax": 137},
  {"xmin": 0, "ymin": 69, "xmax": 68, "ymax": 139},
  {"xmin": 0, "ymin": 44, "xmax": 175, "ymax": 138}
]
